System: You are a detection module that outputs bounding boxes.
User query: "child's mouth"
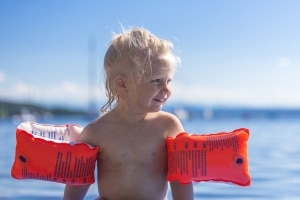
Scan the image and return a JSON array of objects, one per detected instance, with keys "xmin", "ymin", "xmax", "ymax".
[{"xmin": 154, "ymin": 98, "xmax": 166, "ymax": 103}]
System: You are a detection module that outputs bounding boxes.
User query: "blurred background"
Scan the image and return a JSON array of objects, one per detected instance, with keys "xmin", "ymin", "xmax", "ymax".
[
  {"xmin": 1, "ymin": 1, "xmax": 300, "ymax": 199},
  {"xmin": 1, "ymin": 0, "xmax": 300, "ymax": 114}
]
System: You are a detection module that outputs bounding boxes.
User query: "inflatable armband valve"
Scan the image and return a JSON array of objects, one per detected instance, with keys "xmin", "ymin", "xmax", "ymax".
[
  {"xmin": 11, "ymin": 121, "xmax": 99, "ymax": 185},
  {"xmin": 166, "ymin": 128, "xmax": 250, "ymax": 186}
]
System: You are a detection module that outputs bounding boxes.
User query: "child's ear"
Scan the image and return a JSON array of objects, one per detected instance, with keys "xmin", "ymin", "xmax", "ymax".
[{"xmin": 115, "ymin": 75, "xmax": 127, "ymax": 96}]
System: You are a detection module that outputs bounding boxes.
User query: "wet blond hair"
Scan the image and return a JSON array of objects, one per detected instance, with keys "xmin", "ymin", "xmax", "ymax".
[{"xmin": 101, "ymin": 27, "xmax": 179, "ymax": 112}]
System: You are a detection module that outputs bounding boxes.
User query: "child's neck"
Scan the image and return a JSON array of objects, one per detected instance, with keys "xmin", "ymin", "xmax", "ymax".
[{"xmin": 112, "ymin": 105, "xmax": 150, "ymax": 123}]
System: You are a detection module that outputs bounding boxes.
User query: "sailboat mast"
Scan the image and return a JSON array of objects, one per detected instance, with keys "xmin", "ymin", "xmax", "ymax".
[{"xmin": 88, "ymin": 37, "xmax": 97, "ymax": 116}]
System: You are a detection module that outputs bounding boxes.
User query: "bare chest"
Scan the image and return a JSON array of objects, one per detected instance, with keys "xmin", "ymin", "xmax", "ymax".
[{"xmin": 99, "ymin": 127, "xmax": 167, "ymax": 166}]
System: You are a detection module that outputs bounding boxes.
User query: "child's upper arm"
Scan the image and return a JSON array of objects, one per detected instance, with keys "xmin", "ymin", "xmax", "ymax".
[
  {"xmin": 63, "ymin": 184, "xmax": 91, "ymax": 200},
  {"xmin": 63, "ymin": 123, "xmax": 98, "ymax": 200},
  {"xmin": 170, "ymin": 181, "xmax": 194, "ymax": 200},
  {"xmin": 165, "ymin": 112, "xmax": 184, "ymax": 138},
  {"xmin": 166, "ymin": 113, "xmax": 194, "ymax": 199},
  {"xmin": 77, "ymin": 124, "xmax": 98, "ymax": 146}
]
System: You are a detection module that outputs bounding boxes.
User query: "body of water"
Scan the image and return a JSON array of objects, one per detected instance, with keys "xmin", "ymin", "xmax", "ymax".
[{"xmin": 1, "ymin": 114, "xmax": 299, "ymax": 199}]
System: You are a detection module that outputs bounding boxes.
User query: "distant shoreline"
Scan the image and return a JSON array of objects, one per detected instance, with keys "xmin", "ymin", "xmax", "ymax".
[
  {"xmin": 2, "ymin": 99, "xmax": 300, "ymax": 120},
  {"xmin": 0, "ymin": 100, "xmax": 86, "ymax": 119}
]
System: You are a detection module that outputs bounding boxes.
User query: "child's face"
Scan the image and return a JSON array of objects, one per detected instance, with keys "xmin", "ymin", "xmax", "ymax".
[{"xmin": 128, "ymin": 64, "xmax": 173, "ymax": 113}]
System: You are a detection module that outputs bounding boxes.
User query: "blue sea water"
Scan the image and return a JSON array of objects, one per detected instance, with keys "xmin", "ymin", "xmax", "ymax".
[{"xmin": 1, "ymin": 114, "xmax": 300, "ymax": 199}]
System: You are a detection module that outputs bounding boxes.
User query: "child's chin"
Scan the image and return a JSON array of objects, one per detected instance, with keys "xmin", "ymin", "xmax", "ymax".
[{"xmin": 151, "ymin": 106, "xmax": 164, "ymax": 112}]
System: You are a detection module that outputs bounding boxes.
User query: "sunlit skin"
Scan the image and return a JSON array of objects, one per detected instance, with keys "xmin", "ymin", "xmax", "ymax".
[
  {"xmin": 122, "ymin": 66, "xmax": 173, "ymax": 113},
  {"xmin": 63, "ymin": 64, "xmax": 193, "ymax": 200},
  {"xmin": 63, "ymin": 26, "xmax": 194, "ymax": 200}
]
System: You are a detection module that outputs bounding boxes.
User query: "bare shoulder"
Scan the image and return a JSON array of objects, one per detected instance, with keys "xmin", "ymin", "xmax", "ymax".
[
  {"xmin": 154, "ymin": 111, "xmax": 184, "ymax": 138},
  {"xmin": 78, "ymin": 114, "xmax": 109, "ymax": 146},
  {"xmin": 156, "ymin": 111, "xmax": 180, "ymax": 122}
]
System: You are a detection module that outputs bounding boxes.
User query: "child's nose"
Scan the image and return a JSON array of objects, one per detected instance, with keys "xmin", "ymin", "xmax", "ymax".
[{"xmin": 161, "ymin": 82, "xmax": 171, "ymax": 93}]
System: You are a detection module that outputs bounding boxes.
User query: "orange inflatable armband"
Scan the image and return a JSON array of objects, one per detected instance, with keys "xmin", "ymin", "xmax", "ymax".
[
  {"xmin": 166, "ymin": 128, "xmax": 250, "ymax": 186},
  {"xmin": 11, "ymin": 121, "xmax": 99, "ymax": 185}
]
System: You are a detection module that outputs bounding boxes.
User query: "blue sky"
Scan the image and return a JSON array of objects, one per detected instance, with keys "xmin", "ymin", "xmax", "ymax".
[{"xmin": 1, "ymin": 0, "xmax": 300, "ymax": 109}]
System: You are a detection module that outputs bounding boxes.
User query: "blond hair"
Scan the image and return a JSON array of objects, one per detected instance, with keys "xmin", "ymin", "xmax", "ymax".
[{"xmin": 101, "ymin": 27, "xmax": 179, "ymax": 112}]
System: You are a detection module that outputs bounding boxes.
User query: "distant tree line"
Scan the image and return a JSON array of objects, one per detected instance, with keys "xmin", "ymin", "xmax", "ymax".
[{"xmin": 0, "ymin": 100, "xmax": 85, "ymax": 118}]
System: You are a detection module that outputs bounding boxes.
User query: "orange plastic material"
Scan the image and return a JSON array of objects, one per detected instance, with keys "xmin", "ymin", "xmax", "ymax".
[
  {"xmin": 11, "ymin": 122, "xmax": 99, "ymax": 185},
  {"xmin": 166, "ymin": 128, "xmax": 250, "ymax": 186}
]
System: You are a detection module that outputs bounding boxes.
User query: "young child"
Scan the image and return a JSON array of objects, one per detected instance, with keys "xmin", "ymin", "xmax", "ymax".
[{"xmin": 63, "ymin": 27, "xmax": 194, "ymax": 200}]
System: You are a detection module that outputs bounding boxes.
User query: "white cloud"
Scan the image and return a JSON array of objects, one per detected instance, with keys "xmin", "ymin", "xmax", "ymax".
[
  {"xmin": 171, "ymin": 82, "xmax": 300, "ymax": 108},
  {"xmin": 39, "ymin": 81, "xmax": 91, "ymax": 105},
  {"xmin": 15, "ymin": 82, "xmax": 37, "ymax": 95},
  {"xmin": 0, "ymin": 81, "xmax": 38, "ymax": 102},
  {"xmin": 171, "ymin": 83, "xmax": 250, "ymax": 105},
  {"xmin": 2, "ymin": 79, "xmax": 300, "ymax": 108},
  {"xmin": 278, "ymin": 57, "xmax": 292, "ymax": 68},
  {"xmin": 0, "ymin": 72, "xmax": 6, "ymax": 82},
  {"xmin": 0, "ymin": 80, "xmax": 104, "ymax": 107},
  {"xmin": 61, "ymin": 81, "xmax": 80, "ymax": 94}
]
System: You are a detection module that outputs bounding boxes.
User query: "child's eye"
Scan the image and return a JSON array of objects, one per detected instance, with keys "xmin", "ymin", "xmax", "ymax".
[
  {"xmin": 151, "ymin": 79, "xmax": 160, "ymax": 83},
  {"xmin": 150, "ymin": 78, "xmax": 172, "ymax": 84}
]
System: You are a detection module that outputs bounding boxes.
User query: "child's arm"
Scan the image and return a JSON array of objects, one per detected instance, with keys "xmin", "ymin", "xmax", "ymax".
[
  {"xmin": 170, "ymin": 181, "xmax": 194, "ymax": 200},
  {"xmin": 63, "ymin": 124, "xmax": 97, "ymax": 200},
  {"xmin": 63, "ymin": 184, "xmax": 90, "ymax": 200}
]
